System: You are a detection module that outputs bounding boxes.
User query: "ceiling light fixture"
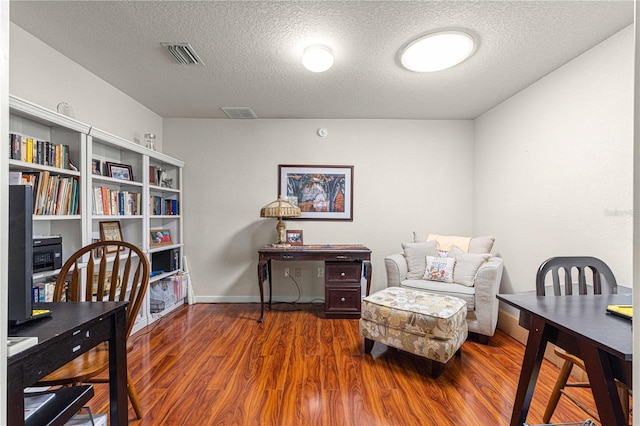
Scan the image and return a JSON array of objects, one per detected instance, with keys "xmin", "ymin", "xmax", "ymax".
[
  {"xmin": 302, "ymin": 45, "xmax": 334, "ymax": 73},
  {"xmin": 400, "ymin": 30, "xmax": 475, "ymax": 72}
]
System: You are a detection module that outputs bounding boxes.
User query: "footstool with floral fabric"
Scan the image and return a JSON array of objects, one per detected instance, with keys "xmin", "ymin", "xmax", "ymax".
[{"xmin": 359, "ymin": 286, "xmax": 468, "ymax": 377}]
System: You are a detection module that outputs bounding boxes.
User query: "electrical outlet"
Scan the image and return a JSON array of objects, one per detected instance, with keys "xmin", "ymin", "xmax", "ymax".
[
  {"xmin": 284, "ymin": 268, "xmax": 290, "ymax": 277},
  {"xmin": 318, "ymin": 267, "xmax": 324, "ymax": 277},
  {"xmin": 294, "ymin": 268, "xmax": 301, "ymax": 277}
]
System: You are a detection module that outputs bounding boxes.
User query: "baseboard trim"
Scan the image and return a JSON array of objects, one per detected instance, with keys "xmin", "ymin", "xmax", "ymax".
[{"xmin": 195, "ymin": 295, "xmax": 324, "ymax": 304}]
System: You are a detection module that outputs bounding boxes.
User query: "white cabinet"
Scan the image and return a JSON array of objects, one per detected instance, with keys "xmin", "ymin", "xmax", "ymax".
[{"xmin": 8, "ymin": 95, "xmax": 186, "ymax": 332}]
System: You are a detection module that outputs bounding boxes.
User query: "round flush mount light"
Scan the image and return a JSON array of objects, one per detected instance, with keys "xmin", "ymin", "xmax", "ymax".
[
  {"xmin": 302, "ymin": 45, "xmax": 334, "ymax": 72},
  {"xmin": 400, "ymin": 30, "xmax": 476, "ymax": 72}
]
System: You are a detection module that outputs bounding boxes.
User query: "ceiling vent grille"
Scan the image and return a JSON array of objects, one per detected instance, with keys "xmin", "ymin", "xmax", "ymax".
[
  {"xmin": 161, "ymin": 43, "xmax": 204, "ymax": 65},
  {"xmin": 221, "ymin": 107, "xmax": 258, "ymax": 119}
]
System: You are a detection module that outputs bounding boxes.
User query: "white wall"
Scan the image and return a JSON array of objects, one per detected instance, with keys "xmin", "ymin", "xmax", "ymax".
[
  {"xmin": 1, "ymin": 1, "xmax": 10, "ymax": 422},
  {"xmin": 163, "ymin": 119, "xmax": 474, "ymax": 301},
  {"xmin": 9, "ymin": 23, "xmax": 163, "ymax": 148},
  {"xmin": 475, "ymin": 26, "xmax": 634, "ymax": 302}
]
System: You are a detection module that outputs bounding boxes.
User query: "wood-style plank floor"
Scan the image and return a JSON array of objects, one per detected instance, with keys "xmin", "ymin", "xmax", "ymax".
[{"xmin": 86, "ymin": 303, "xmax": 618, "ymax": 425}]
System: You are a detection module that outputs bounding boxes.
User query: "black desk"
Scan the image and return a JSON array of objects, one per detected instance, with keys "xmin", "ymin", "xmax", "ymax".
[
  {"xmin": 7, "ymin": 301, "xmax": 129, "ymax": 425},
  {"xmin": 497, "ymin": 293, "xmax": 632, "ymax": 426}
]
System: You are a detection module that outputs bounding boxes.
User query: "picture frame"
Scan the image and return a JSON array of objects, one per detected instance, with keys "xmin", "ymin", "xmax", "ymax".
[
  {"xmin": 91, "ymin": 159, "xmax": 102, "ymax": 175},
  {"xmin": 150, "ymin": 229, "xmax": 173, "ymax": 247},
  {"xmin": 278, "ymin": 165, "xmax": 353, "ymax": 221},
  {"xmin": 285, "ymin": 230, "xmax": 304, "ymax": 246},
  {"xmin": 106, "ymin": 162, "xmax": 134, "ymax": 181},
  {"xmin": 99, "ymin": 221, "xmax": 123, "ymax": 253}
]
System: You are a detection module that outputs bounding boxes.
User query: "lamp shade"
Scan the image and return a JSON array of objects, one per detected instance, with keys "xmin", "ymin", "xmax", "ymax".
[{"xmin": 260, "ymin": 196, "xmax": 301, "ymax": 218}]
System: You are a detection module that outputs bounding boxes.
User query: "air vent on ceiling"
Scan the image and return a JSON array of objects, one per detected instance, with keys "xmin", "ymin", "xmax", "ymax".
[
  {"xmin": 161, "ymin": 43, "xmax": 204, "ymax": 65},
  {"xmin": 221, "ymin": 107, "xmax": 258, "ymax": 119}
]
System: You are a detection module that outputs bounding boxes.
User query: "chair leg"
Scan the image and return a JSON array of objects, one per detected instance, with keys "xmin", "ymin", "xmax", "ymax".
[
  {"xmin": 476, "ymin": 334, "xmax": 490, "ymax": 345},
  {"xmin": 543, "ymin": 358, "xmax": 574, "ymax": 423},
  {"xmin": 364, "ymin": 338, "xmax": 374, "ymax": 354},
  {"xmin": 127, "ymin": 371, "xmax": 143, "ymax": 419},
  {"xmin": 430, "ymin": 361, "xmax": 445, "ymax": 378},
  {"xmin": 617, "ymin": 383, "xmax": 630, "ymax": 424}
]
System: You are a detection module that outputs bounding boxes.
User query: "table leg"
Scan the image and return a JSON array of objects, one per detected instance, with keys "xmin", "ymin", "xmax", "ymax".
[
  {"xmin": 510, "ymin": 316, "xmax": 551, "ymax": 426},
  {"xmin": 6, "ymin": 363, "xmax": 23, "ymax": 426},
  {"xmin": 109, "ymin": 306, "xmax": 128, "ymax": 425},
  {"xmin": 257, "ymin": 260, "xmax": 267, "ymax": 323},
  {"xmin": 267, "ymin": 260, "xmax": 273, "ymax": 306},
  {"xmin": 363, "ymin": 259, "xmax": 372, "ymax": 296},
  {"xmin": 579, "ymin": 340, "xmax": 627, "ymax": 426}
]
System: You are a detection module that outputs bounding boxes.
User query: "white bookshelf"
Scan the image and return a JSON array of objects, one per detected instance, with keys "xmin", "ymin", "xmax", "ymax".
[{"xmin": 8, "ymin": 95, "xmax": 186, "ymax": 333}]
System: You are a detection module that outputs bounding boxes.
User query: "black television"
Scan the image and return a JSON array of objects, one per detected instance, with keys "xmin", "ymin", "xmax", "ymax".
[{"xmin": 8, "ymin": 184, "xmax": 34, "ymax": 324}]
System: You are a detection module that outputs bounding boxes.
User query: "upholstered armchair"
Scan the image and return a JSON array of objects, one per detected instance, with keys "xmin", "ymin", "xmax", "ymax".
[{"xmin": 384, "ymin": 233, "xmax": 504, "ymax": 344}]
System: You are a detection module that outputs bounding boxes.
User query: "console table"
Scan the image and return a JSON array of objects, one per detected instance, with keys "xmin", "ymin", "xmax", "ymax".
[
  {"xmin": 257, "ymin": 244, "xmax": 372, "ymax": 322},
  {"xmin": 7, "ymin": 301, "xmax": 129, "ymax": 425}
]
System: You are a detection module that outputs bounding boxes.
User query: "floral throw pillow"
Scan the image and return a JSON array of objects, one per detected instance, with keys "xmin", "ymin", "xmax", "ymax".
[{"xmin": 423, "ymin": 255, "xmax": 455, "ymax": 283}]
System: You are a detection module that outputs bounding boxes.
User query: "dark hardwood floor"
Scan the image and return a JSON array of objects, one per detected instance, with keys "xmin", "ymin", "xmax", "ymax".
[{"xmin": 86, "ymin": 303, "xmax": 618, "ymax": 425}]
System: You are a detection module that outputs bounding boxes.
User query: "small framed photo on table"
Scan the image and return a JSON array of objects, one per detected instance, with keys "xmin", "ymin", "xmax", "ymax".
[
  {"xmin": 106, "ymin": 162, "xmax": 134, "ymax": 181},
  {"xmin": 286, "ymin": 230, "xmax": 303, "ymax": 246}
]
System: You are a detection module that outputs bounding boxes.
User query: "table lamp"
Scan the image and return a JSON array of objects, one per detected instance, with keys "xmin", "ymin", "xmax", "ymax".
[{"xmin": 260, "ymin": 196, "xmax": 301, "ymax": 247}]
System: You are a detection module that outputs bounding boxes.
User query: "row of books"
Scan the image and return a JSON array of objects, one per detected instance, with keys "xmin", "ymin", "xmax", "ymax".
[
  {"xmin": 151, "ymin": 196, "xmax": 179, "ymax": 216},
  {"xmin": 32, "ymin": 281, "xmax": 55, "ymax": 303},
  {"xmin": 9, "ymin": 132, "xmax": 73, "ymax": 170},
  {"xmin": 10, "ymin": 170, "xmax": 80, "ymax": 215},
  {"xmin": 92, "ymin": 186, "xmax": 141, "ymax": 216}
]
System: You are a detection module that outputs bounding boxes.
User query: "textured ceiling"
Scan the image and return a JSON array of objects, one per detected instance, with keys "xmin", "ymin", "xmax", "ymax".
[{"xmin": 9, "ymin": 1, "xmax": 634, "ymax": 120}]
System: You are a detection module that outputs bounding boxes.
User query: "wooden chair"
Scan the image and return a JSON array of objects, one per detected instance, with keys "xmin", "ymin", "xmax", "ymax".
[
  {"xmin": 36, "ymin": 240, "xmax": 150, "ymax": 419},
  {"xmin": 537, "ymin": 256, "xmax": 629, "ymax": 424}
]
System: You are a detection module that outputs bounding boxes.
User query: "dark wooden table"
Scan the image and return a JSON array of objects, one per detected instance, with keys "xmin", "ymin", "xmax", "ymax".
[
  {"xmin": 497, "ymin": 293, "xmax": 632, "ymax": 426},
  {"xmin": 7, "ymin": 301, "xmax": 128, "ymax": 425},
  {"xmin": 257, "ymin": 244, "xmax": 372, "ymax": 322}
]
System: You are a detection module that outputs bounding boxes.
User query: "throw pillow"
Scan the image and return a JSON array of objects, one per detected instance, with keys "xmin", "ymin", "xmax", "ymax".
[
  {"xmin": 468, "ymin": 236, "xmax": 495, "ymax": 254},
  {"xmin": 402, "ymin": 241, "xmax": 439, "ymax": 279},
  {"xmin": 451, "ymin": 253, "xmax": 491, "ymax": 286},
  {"xmin": 414, "ymin": 232, "xmax": 496, "ymax": 254},
  {"xmin": 423, "ymin": 255, "xmax": 455, "ymax": 283}
]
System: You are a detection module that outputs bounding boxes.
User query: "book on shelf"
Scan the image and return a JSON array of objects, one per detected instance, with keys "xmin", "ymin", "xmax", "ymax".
[{"xmin": 150, "ymin": 195, "xmax": 180, "ymax": 216}]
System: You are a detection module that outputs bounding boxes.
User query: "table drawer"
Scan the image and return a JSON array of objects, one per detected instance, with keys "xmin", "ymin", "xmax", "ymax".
[
  {"xmin": 325, "ymin": 262, "xmax": 361, "ymax": 283},
  {"xmin": 325, "ymin": 285, "xmax": 361, "ymax": 318}
]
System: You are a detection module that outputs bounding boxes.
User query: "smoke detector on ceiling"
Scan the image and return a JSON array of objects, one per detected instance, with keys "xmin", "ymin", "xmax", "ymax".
[
  {"xmin": 161, "ymin": 43, "xmax": 204, "ymax": 65},
  {"xmin": 221, "ymin": 107, "xmax": 258, "ymax": 119}
]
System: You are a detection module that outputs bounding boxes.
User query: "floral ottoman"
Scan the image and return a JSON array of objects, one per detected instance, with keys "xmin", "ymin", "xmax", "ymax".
[{"xmin": 359, "ymin": 286, "xmax": 468, "ymax": 377}]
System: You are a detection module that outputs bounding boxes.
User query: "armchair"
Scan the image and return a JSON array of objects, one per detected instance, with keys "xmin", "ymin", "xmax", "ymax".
[{"xmin": 384, "ymin": 233, "xmax": 504, "ymax": 344}]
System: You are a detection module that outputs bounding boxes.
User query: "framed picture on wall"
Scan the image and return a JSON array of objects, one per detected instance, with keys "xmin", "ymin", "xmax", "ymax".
[
  {"xmin": 278, "ymin": 164, "xmax": 353, "ymax": 221},
  {"xmin": 285, "ymin": 230, "xmax": 303, "ymax": 246}
]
